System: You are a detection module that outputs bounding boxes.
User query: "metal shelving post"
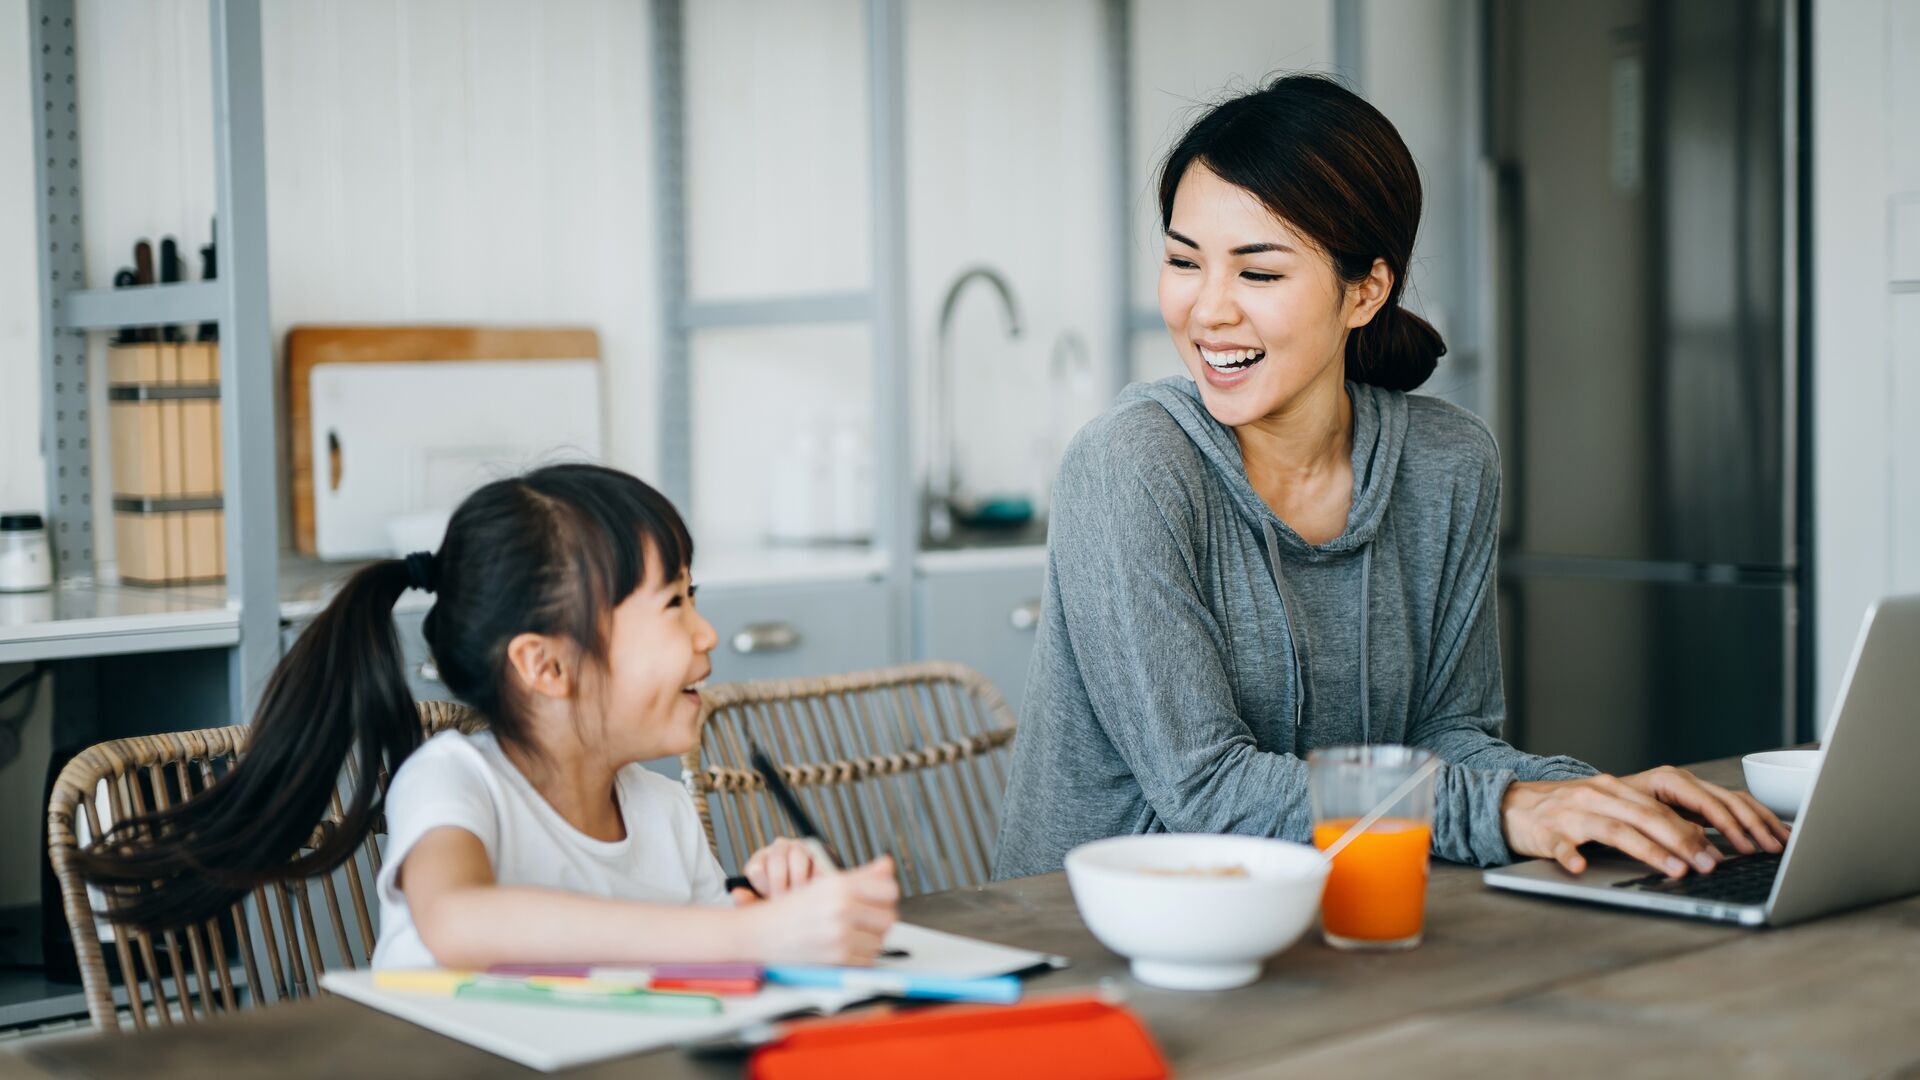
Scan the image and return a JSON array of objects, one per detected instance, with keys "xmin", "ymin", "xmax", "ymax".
[
  {"xmin": 30, "ymin": 0, "xmax": 91, "ymax": 581},
  {"xmin": 209, "ymin": 0, "xmax": 280, "ymax": 721},
  {"xmin": 26, "ymin": 0, "xmax": 278, "ymax": 723},
  {"xmin": 866, "ymin": 0, "xmax": 914, "ymax": 664}
]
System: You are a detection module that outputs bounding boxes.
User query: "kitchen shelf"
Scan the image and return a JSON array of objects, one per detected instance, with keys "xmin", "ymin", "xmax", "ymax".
[
  {"xmin": 678, "ymin": 292, "xmax": 873, "ymax": 329},
  {"xmin": 57, "ymin": 282, "xmax": 225, "ymax": 332},
  {"xmin": 913, "ymin": 544, "xmax": 1047, "ymax": 575},
  {"xmin": 696, "ymin": 544, "xmax": 890, "ymax": 590},
  {"xmin": 0, "ymin": 582, "xmax": 237, "ymax": 665}
]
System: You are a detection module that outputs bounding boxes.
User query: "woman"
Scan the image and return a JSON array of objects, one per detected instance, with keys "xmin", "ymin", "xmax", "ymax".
[{"xmin": 992, "ymin": 75, "xmax": 1787, "ymax": 881}]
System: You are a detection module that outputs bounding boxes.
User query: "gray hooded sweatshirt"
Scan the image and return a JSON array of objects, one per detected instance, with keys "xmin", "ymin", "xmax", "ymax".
[{"xmin": 991, "ymin": 376, "xmax": 1596, "ymax": 880}]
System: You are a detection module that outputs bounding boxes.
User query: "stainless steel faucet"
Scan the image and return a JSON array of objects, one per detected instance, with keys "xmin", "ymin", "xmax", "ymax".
[{"xmin": 928, "ymin": 265, "xmax": 1023, "ymax": 542}]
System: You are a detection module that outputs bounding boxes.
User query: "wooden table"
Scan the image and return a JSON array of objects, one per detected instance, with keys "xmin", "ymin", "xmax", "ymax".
[{"xmin": 10, "ymin": 756, "xmax": 1920, "ymax": 1077}]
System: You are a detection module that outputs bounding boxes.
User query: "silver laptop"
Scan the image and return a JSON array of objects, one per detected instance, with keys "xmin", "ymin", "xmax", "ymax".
[{"xmin": 1484, "ymin": 594, "xmax": 1920, "ymax": 927}]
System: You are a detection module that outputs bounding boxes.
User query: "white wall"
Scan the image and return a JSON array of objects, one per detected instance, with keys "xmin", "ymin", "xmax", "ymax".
[{"xmin": 1812, "ymin": 0, "xmax": 1920, "ymax": 732}]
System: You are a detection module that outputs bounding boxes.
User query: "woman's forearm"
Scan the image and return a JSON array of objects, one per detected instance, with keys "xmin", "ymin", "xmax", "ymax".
[{"xmin": 414, "ymin": 884, "xmax": 758, "ymax": 969}]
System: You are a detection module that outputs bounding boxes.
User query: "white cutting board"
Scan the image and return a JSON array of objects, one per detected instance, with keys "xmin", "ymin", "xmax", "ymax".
[{"xmin": 310, "ymin": 360, "xmax": 604, "ymax": 560}]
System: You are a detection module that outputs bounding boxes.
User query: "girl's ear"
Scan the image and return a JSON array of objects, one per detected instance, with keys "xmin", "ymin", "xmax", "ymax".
[
  {"xmin": 1345, "ymin": 257, "xmax": 1395, "ymax": 329},
  {"xmin": 505, "ymin": 632, "xmax": 574, "ymax": 700}
]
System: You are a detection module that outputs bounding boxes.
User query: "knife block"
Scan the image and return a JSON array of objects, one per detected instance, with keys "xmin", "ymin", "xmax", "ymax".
[{"xmin": 108, "ymin": 342, "xmax": 225, "ymax": 585}]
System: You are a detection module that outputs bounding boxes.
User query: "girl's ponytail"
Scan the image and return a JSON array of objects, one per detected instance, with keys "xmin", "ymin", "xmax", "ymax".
[{"xmin": 76, "ymin": 557, "xmax": 426, "ymax": 933}]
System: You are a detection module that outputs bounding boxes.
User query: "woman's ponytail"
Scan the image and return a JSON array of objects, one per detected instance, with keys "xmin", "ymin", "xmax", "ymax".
[
  {"xmin": 76, "ymin": 558, "xmax": 424, "ymax": 933},
  {"xmin": 1345, "ymin": 304, "xmax": 1446, "ymax": 392}
]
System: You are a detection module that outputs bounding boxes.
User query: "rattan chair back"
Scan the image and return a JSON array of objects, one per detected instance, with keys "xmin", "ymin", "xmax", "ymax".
[
  {"xmin": 45, "ymin": 700, "xmax": 484, "ymax": 1031},
  {"xmin": 682, "ymin": 661, "xmax": 1018, "ymax": 897}
]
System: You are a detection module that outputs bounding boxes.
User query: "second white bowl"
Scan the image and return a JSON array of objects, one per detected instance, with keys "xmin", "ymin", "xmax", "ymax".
[
  {"xmin": 1064, "ymin": 833, "xmax": 1328, "ymax": 991},
  {"xmin": 1742, "ymin": 748, "xmax": 1820, "ymax": 819}
]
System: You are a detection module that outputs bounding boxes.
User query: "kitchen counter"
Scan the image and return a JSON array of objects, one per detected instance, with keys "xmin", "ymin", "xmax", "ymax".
[{"xmin": 0, "ymin": 580, "xmax": 237, "ymax": 664}]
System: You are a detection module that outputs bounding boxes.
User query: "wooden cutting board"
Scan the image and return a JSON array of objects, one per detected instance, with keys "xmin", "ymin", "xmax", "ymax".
[{"xmin": 286, "ymin": 326, "xmax": 601, "ymax": 556}]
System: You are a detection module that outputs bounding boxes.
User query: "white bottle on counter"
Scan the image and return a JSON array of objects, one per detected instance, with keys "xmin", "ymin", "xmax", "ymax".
[
  {"xmin": 829, "ymin": 418, "xmax": 872, "ymax": 544},
  {"xmin": 0, "ymin": 513, "xmax": 54, "ymax": 593}
]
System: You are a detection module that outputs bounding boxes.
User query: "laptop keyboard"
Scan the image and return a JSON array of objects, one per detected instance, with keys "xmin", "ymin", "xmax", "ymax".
[{"xmin": 1612, "ymin": 852, "xmax": 1783, "ymax": 906}]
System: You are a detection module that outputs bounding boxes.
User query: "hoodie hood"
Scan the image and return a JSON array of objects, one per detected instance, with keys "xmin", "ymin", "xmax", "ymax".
[{"xmin": 1121, "ymin": 375, "xmax": 1408, "ymax": 560}]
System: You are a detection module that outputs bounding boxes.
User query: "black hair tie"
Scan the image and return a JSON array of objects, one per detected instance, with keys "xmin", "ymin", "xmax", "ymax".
[{"xmin": 404, "ymin": 551, "xmax": 439, "ymax": 594}]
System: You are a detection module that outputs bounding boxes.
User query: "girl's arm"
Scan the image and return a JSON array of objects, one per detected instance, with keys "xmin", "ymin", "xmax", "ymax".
[{"xmin": 399, "ymin": 826, "xmax": 897, "ymax": 969}]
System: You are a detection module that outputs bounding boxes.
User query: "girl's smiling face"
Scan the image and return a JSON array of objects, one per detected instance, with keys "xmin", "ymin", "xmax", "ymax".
[
  {"xmin": 596, "ymin": 556, "xmax": 718, "ymax": 761},
  {"xmin": 1158, "ymin": 163, "xmax": 1390, "ymax": 428}
]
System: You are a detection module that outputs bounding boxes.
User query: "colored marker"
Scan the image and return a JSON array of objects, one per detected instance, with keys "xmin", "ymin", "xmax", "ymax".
[{"xmin": 763, "ymin": 966, "xmax": 1021, "ymax": 1004}]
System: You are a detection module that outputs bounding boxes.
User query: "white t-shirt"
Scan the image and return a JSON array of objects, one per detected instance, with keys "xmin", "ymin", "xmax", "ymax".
[{"xmin": 371, "ymin": 730, "xmax": 730, "ymax": 970}]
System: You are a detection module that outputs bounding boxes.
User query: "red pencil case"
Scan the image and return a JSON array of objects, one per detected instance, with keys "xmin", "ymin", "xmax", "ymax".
[{"xmin": 748, "ymin": 995, "xmax": 1169, "ymax": 1080}]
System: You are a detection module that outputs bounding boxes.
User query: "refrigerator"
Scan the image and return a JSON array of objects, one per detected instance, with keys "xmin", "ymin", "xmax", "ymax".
[{"xmin": 1485, "ymin": 0, "xmax": 1806, "ymax": 774}]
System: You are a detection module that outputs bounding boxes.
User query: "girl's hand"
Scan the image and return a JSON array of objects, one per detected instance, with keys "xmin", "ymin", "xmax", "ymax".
[
  {"xmin": 743, "ymin": 837, "xmax": 823, "ymax": 898},
  {"xmin": 743, "ymin": 856, "xmax": 899, "ymax": 965},
  {"xmin": 1501, "ymin": 768, "xmax": 1789, "ymax": 878}
]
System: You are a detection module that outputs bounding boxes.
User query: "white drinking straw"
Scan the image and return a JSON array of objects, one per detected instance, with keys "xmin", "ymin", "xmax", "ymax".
[{"xmin": 1318, "ymin": 755, "xmax": 1444, "ymax": 864}]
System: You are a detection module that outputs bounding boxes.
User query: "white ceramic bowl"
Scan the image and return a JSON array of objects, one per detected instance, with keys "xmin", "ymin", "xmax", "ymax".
[
  {"xmin": 1064, "ymin": 833, "xmax": 1328, "ymax": 991},
  {"xmin": 1742, "ymin": 749, "xmax": 1821, "ymax": 820}
]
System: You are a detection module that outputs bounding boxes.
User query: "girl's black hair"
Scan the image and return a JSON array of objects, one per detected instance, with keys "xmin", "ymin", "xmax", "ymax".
[
  {"xmin": 1158, "ymin": 73, "xmax": 1446, "ymax": 392},
  {"xmin": 75, "ymin": 463, "xmax": 692, "ymax": 932}
]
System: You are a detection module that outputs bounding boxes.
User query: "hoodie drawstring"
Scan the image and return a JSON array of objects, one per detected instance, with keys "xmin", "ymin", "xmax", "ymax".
[
  {"xmin": 1261, "ymin": 521, "xmax": 1307, "ymax": 746},
  {"xmin": 1359, "ymin": 543, "xmax": 1372, "ymax": 747},
  {"xmin": 1263, "ymin": 520, "xmax": 1375, "ymax": 749}
]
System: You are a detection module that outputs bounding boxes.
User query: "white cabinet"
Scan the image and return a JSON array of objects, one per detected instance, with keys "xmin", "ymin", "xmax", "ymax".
[
  {"xmin": 915, "ymin": 562, "xmax": 1047, "ymax": 717},
  {"xmin": 698, "ymin": 578, "xmax": 892, "ymax": 685}
]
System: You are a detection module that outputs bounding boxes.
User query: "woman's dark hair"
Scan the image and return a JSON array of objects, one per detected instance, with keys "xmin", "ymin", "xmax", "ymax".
[
  {"xmin": 1158, "ymin": 73, "xmax": 1445, "ymax": 392},
  {"xmin": 75, "ymin": 463, "xmax": 692, "ymax": 932}
]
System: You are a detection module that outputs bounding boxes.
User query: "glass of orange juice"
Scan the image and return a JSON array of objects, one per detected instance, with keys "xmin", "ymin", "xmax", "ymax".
[{"xmin": 1308, "ymin": 745, "xmax": 1437, "ymax": 951}]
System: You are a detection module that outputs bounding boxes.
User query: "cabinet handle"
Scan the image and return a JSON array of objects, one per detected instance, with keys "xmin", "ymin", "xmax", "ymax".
[
  {"xmin": 417, "ymin": 658, "xmax": 441, "ymax": 683},
  {"xmin": 1010, "ymin": 599, "xmax": 1042, "ymax": 631},
  {"xmin": 732, "ymin": 622, "xmax": 803, "ymax": 655}
]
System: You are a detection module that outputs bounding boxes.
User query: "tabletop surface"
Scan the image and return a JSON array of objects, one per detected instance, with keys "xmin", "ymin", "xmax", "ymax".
[{"xmin": 11, "ymin": 756, "xmax": 1920, "ymax": 1078}]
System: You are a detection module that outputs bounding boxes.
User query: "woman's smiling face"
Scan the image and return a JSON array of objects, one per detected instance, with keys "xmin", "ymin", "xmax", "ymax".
[{"xmin": 1158, "ymin": 163, "xmax": 1384, "ymax": 428}]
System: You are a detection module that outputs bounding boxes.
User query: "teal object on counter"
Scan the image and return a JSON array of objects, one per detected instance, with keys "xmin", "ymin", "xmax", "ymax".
[{"xmin": 952, "ymin": 495, "xmax": 1034, "ymax": 529}]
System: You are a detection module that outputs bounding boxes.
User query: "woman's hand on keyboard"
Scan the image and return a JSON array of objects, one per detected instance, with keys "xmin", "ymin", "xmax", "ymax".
[{"xmin": 1502, "ymin": 769, "xmax": 1784, "ymax": 878}]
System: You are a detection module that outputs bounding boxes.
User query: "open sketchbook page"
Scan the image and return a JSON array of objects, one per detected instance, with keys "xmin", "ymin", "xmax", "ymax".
[{"xmin": 319, "ymin": 922, "xmax": 1061, "ymax": 1073}]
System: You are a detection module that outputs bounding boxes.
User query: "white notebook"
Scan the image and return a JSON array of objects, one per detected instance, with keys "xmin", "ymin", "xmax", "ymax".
[{"xmin": 319, "ymin": 923, "xmax": 1061, "ymax": 1073}]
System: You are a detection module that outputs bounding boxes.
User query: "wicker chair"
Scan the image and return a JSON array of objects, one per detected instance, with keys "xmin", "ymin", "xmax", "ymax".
[
  {"xmin": 682, "ymin": 661, "xmax": 1018, "ymax": 897},
  {"xmin": 45, "ymin": 700, "xmax": 484, "ymax": 1032}
]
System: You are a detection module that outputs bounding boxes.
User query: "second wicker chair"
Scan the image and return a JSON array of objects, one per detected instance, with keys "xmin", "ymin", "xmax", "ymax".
[{"xmin": 681, "ymin": 661, "xmax": 1019, "ymax": 897}]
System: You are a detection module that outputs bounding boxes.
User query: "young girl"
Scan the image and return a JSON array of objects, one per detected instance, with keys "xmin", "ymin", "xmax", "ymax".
[{"xmin": 78, "ymin": 464, "xmax": 900, "ymax": 969}]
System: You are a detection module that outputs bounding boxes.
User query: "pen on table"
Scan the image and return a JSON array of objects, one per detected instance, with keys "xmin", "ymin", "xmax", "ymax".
[
  {"xmin": 748, "ymin": 738, "xmax": 847, "ymax": 870},
  {"xmin": 746, "ymin": 739, "xmax": 909, "ymax": 958},
  {"xmin": 763, "ymin": 966, "xmax": 1021, "ymax": 1005}
]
